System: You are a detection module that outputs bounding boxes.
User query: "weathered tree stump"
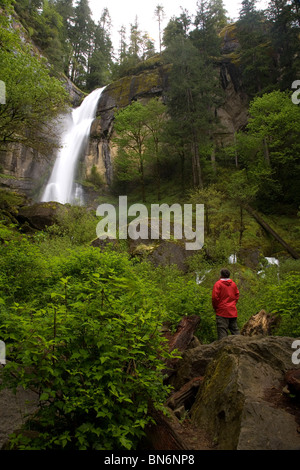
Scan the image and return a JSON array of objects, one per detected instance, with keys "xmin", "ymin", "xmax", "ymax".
[{"xmin": 241, "ymin": 309, "xmax": 280, "ymax": 336}]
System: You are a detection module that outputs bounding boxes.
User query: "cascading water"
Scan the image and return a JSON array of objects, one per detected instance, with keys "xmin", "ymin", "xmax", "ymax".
[{"xmin": 41, "ymin": 86, "xmax": 105, "ymax": 205}]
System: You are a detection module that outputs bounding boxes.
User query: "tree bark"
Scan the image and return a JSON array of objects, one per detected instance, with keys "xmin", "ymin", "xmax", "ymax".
[
  {"xmin": 166, "ymin": 377, "xmax": 204, "ymax": 411},
  {"xmin": 263, "ymin": 137, "xmax": 271, "ymax": 166},
  {"xmin": 162, "ymin": 315, "xmax": 200, "ymax": 379},
  {"xmin": 241, "ymin": 309, "xmax": 280, "ymax": 336},
  {"xmin": 144, "ymin": 403, "xmax": 188, "ymax": 450}
]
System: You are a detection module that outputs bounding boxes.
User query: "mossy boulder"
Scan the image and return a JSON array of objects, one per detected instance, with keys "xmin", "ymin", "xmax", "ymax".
[
  {"xmin": 188, "ymin": 336, "xmax": 300, "ymax": 450},
  {"xmin": 16, "ymin": 201, "xmax": 67, "ymax": 230}
]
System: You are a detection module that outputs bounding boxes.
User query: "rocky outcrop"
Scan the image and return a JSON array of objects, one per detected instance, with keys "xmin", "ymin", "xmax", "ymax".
[
  {"xmin": 61, "ymin": 76, "xmax": 85, "ymax": 107},
  {"xmin": 0, "ymin": 144, "xmax": 50, "ymax": 200},
  {"xmin": 82, "ymin": 62, "xmax": 170, "ymax": 187},
  {"xmin": 169, "ymin": 335, "xmax": 300, "ymax": 450},
  {"xmin": 84, "ymin": 44, "xmax": 249, "ymax": 186},
  {"xmin": 16, "ymin": 201, "xmax": 66, "ymax": 231}
]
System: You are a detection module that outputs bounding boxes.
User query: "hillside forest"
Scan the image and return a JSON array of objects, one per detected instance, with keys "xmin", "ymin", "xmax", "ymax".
[{"xmin": 0, "ymin": 0, "xmax": 300, "ymax": 451}]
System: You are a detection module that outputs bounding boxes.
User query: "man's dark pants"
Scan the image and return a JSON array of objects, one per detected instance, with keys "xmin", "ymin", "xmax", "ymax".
[{"xmin": 216, "ymin": 316, "xmax": 240, "ymax": 340}]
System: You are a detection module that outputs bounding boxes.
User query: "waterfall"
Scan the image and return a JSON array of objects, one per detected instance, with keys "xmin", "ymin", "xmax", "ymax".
[{"xmin": 41, "ymin": 86, "xmax": 105, "ymax": 205}]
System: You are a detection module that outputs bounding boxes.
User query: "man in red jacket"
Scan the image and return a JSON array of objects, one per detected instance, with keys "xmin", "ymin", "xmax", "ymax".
[{"xmin": 212, "ymin": 268, "xmax": 240, "ymax": 340}]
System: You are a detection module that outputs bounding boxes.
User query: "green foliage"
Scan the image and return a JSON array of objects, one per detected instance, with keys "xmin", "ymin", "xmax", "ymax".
[
  {"xmin": 44, "ymin": 205, "xmax": 98, "ymax": 245},
  {"xmin": 86, "ymin": 165, "xmax": 105, "ymax": 189},
  {"xmin": 113, "ymin": 98, "xmax": 166, "ymax": 201},
  {"xmin": 0, "ymin": 11, "xmax": 69, "ymax": 152},
  {"xmin": 236, "ymin": 91, "xmax": 300, "ymax": 208},
  {"xmin": 264, "ymin": 273, "xmax": 300, "ymax": 337},
  {"xmin": 0, "ymin": 246, "xmax": 176, "ymax": 450}
]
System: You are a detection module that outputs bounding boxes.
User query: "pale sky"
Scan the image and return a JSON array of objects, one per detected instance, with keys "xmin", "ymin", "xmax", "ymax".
[{"xmin": 88, "ymin": 0, "xmax": 269, "ymax": 54}]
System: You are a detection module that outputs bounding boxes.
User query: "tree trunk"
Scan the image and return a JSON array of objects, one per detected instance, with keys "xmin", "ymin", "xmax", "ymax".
[
  {"xmin": 180, "ymin": 152, "xmax": 185, "ymax": 195},
  {"xmin": 193, "ymin": 134, "xmax": 203, "ymax": 189},
  {"xmin": 234, "ymin": 132, "xmax": 239, "ymax": 168},
  {"xmin": 263, "ymin": 138, "xmax": 271, "ymax": 166},
  {"xmin": 166, "ymin": 377, "xmax": 204, "ymax": 411},
  {"xmin": 211, "ymin": 144, "xmax": 217, "ymax": 174},
  {"xmin": 244, "ymin": 204, "xmax": 299, "ymax": 259}
]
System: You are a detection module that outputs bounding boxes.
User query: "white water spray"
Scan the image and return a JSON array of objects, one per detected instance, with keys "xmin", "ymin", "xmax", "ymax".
[{"xmin": 41, "ymin": 87, "xmax": 105, "ymax": 205}]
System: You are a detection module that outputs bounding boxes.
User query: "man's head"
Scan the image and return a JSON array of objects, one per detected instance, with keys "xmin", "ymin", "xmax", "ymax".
[{"xmin": 220, "ymin": 268, "xmax": 230, "ymax": 279}]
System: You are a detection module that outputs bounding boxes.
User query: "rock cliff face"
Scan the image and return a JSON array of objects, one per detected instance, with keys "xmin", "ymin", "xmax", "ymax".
[
  {"xmin": 82, "ymin": 63, "xmax": 171, "ymax": 188},
  {"xmin": 0, "ymin": 79, "xmax": 85, "ymax": 201},
  {"xmin": 83, "ymin": 51, "xmax": 248, "ymax": 188},
  {"xmin": 1, "ymin": 31, "xmax": 249, "ymax": 199}
]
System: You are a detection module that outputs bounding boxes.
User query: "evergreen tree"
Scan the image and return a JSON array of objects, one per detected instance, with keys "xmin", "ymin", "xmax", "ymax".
[
  {"xmin": 267, "ymin": 0, "xmax": 300, "ymax": 89},
  {"xmin": 236, "ymin": 0, "xmax": 276, "ymax": 97},
  {"xmin": 51, "ymin": 0, "xmax": 75, "ymax": 74},
  {"xmin": 32, "ymin": 0, "xmax": 66, "ymax": 72},
  {"xmin": 162, "ymin": 16, "xmax": 188, "ymax": 47},
  {"xmin": 86, "ymin": 8, "xmax": 113, "ymax": 90},
  {"xmin": 164, "ymin": 4, "xmax": 224, "ymax": 188},
  {"xmin": 128, "ymin": 16, "xmax": 143, "ymax": 59},
  {"xmin": 118, "ymin": 25, "xmax": 127, "ymax": 64},
  {"xmin": 191, "ymin": 0, "xmax": 228, "ymax": 57},
  {"xmin": 164, "ymin": 36, "xmax": 220, "ymax": 188},
  {"xmin": 154, "ymin": 4, "xmax": 165, "ymax": 53},
  {"xmin": 69, "ymin": 0, "xmax": 94, "ymax": 87}
]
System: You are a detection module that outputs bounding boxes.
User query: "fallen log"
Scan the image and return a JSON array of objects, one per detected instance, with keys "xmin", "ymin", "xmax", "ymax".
[
  {"xmin": 244, "ymin": 204, "xmax": 299, "ymax": 259},
  {"xmin": 144, "ymin": 403, "xmax": 189, "ymax": 450},
  {"xmin": 162, "ymin": 315, "xmax": 200, "ymax": 379},
  {"xmin": 166, "ymin": 376, "xmax": 204, "ymax": 411}
]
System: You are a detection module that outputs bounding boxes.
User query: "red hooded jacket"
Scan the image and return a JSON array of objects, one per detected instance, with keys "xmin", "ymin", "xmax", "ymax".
[{"xmin": 212, "ymin": 278, "xmax": 239, "ymax": 318}]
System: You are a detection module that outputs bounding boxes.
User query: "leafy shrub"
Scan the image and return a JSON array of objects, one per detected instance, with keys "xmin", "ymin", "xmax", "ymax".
[
  {"xmin": 0, "ymin": 249, "xmax": 174, "ymax": 450},
  {"xmin": 264, "ymin": 273, "xmax": 300, "ymax": 337}
]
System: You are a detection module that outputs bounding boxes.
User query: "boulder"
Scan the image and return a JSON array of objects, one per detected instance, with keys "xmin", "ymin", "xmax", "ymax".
[
  {"xmin": 17, "ymin": 202, "xmax": 66, "ymax": 230},
  {"xmin": 0, "ymin": 379, "xmax": 39, "ymax": 450},
  {"xmin": 189, "ymin": 335, "xmax": 300, "ymax": 450}
]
